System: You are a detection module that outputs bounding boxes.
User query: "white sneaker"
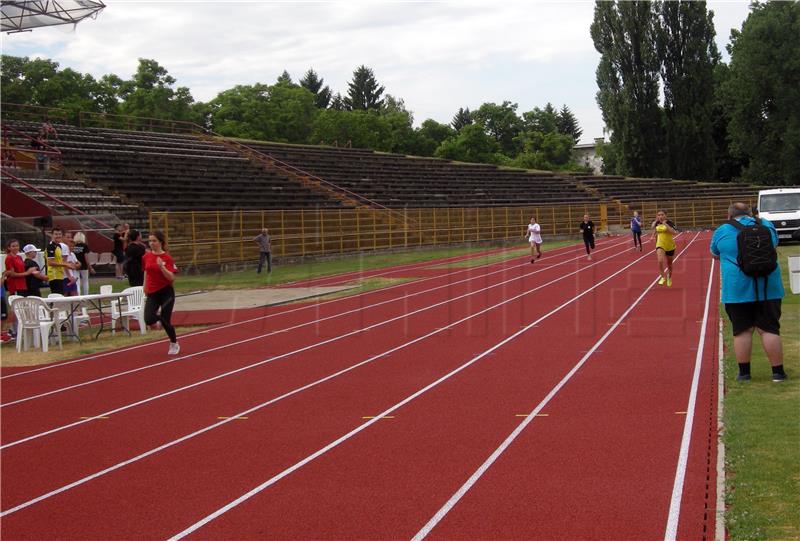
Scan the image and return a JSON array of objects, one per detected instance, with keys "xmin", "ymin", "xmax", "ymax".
[
  {"xmin": 168, "ymin": 342, "xmax": 180, "ymax": 355},
  {"xmin": 587, "ymin": 255, "xmax": 592, "ymax": 261}
]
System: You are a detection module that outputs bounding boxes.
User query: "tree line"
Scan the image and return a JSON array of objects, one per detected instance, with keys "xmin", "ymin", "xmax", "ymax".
[
  {"xmin": 591, "ymin": 0, "xmax": 798, "ymax": 185},
  {"xmin": 1, "ymin": 57, "xmax": 586, "ymax": 172}
]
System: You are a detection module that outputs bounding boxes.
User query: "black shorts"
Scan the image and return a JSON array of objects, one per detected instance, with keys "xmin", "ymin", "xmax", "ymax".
[
  {"xmin": 48, "ymin": 278, "xmax": 65, "ymax": 295},
  {"xmin": 656, "ymin": 247, "xmax": 675, "ymax": 257},
  {"xmin": 114, "ymin": 250, "xmax": 125, "ymax": 264},
  {"xmin": 725, "ymin": 299, "xmax": 782, "ymax": 336}
]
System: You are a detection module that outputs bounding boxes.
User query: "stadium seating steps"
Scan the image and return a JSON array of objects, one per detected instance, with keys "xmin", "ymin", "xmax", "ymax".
[{"xmin": 3, "ymin": 120, "xmax": 761, "ymax": 225}]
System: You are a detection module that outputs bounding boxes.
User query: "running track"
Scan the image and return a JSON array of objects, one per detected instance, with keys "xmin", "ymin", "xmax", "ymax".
[{"xmin": 0, "ymin": 234, "xmax": 720, "ymax": 540}]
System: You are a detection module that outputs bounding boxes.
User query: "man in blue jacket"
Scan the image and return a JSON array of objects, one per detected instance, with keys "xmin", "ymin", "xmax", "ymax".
[{"xmin": 711, "ymin": 202, "xmax": 786, "ymax": 382}]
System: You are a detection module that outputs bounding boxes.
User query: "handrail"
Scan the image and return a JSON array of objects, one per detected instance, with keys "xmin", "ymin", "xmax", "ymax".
[
  {"xmin": 0, "ymin": 168, "xmax": 112, "ymax": 230},
  {"xmin": 1, "ymin": 122, "xmax": 63, "ymax": 155},
  {"xmin": 0, "ymin": 103, "xmax": 69, "ymax": 124},
  {"xmin": 78, "ymin": 111, "xmax": 197, "ymax": 133}
]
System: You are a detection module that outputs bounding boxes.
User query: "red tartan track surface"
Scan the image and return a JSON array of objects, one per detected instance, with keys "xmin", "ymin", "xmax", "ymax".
[{"xmin": 0, "ymin": 233, "xmax": 721, "ymax": 540}]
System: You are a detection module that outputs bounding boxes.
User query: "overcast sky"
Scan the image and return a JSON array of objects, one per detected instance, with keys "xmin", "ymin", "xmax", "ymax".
[{"xmin": 2, "ymin": 0, "xmax": 752, "ymax": 144}]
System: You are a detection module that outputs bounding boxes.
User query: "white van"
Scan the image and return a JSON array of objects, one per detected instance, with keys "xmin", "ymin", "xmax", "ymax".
[{"xmin": 757, "ymin": 188, "xmax": 800, "ymax": 240}]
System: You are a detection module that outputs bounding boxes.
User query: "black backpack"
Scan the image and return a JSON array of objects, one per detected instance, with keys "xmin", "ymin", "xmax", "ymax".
[{"xmin": 728, "ymin": 218, "xmax": 778, "ymax": 299}]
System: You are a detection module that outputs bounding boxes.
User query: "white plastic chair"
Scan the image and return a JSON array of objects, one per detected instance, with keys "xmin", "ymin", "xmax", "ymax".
[
  {"xmin": 111, "ymin": 286, "xmax": 146, "ymax": 335},
  {"xmin": 12, "ymin": 297, "xmax": 62, "ymax": 352},
  {"xmin": 100, "ymin": 285, "xmax": 113, "ymax": 294}
]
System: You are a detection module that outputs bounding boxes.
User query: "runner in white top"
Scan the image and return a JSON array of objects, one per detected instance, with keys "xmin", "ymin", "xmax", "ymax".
[{"xmin": 525, "ymin": 217, "xmax": 542, "ymax": 263}]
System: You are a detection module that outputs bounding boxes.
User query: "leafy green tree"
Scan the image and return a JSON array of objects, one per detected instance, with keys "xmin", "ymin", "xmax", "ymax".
[
  {"xmin": 118, "ymin": 59, "xmax": 195, "ymax": 120},
  {"xmin": 435, "ymin": 124, "xmax": 502, "ymax": 164},
  {"xmin": 472, "ymin": 101, "xmax": 523, "ymax": 156},
  {"xmin": 451, "ymin": 107, "xmax": 472, "ymax": 131},
  {"xmin": 657, "ymin": 0, "xmax": 719, "ymax": 179},
  {"xmin": 722, "ymin": 1, "xmax": 800, "ymax": 185},
  {"xmin": 591, "ymin": 1, "xmax": 664, "ymax": 177},
  {"xmin": 329, "ymin": 92, "xmax": 346, "ymax": 111},
  {"xmin": 310, "ymin": 109, "xmax": 391, "ymax": 150},
  {"xmin": 299, "ymin": 68, "xmax": 332, "ymax": 109},
  {"xmin": 419, "ymin": 119, "xmax": 454, "ymax": 146},
  {"xmin": 511, "ymin": 131, "xmax": 576, "ymax": 170},
  {"xmin": 344, "ymin": 65, "xmax": 385, "ymax": 111},
  {"xmin": 207, "ymin": 84, "xmax": 271, "ymax": 140},
  {"xmin": 521, "ymin": 103, "xmax": 559, "ymax": 134},
  {"xmin": 556, "ymin": 105, "xmax": 583, "ymax": 143},
  {"xmin": 710, "ymin": 64, "xmax": 744, "ymax": 180}
]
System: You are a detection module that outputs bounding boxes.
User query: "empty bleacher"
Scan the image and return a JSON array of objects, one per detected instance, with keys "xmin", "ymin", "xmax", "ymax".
[
  {"xmin": 243, "ymin": 141, "xmax": 600, "ymax": 208},
  {"xmin": 4, "ymin": 121, "xmax": 345, "ymax": 213},
  {"xmin": 579, "ymin": 176, "xmax": 760, "ymax": 206}
]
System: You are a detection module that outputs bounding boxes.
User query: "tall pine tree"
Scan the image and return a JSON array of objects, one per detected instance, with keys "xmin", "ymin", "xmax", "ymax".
[
  {"xmin": 451, "ymin": 107, "xmax": 473, "ymax": 131},
  {"xmin": 344, "ymin": 65, "xmax": 385, "ymax": 111},
  {"xmin": 556, "ymin": 105, "xmax": 583, "ymax": 143},
  {"xmin": 299, "ymin": 68, "xmax": 332, "ymax": 109}
]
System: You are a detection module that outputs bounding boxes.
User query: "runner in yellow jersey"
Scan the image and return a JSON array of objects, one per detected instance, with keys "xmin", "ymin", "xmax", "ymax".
[{"xmin": 651, "ymin": 210, "xmax": 678, "ymax": 287}]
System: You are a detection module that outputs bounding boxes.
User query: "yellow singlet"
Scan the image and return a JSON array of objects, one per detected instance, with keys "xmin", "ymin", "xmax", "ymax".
[{"xmin": 655, "ymin": 224, "xmax": 676, "ymax": 252}]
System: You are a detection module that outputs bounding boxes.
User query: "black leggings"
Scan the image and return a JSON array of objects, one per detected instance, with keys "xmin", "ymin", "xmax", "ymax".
[
  {"xmin": 144, "ymin": 285, "xmax": 177, "ymax": 343},
  {"xmin": 583, "ymin": 236, "xmax": 595, "ymax": 254},
  {"xmin": 632, "ymin": 230, "xmax": 642, "ymax": 248}
]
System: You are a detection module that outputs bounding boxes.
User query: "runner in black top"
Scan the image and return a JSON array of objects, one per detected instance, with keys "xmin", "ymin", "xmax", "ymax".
[{"xmin": 579, "ymin": 214, "xmax": 596, "ymax": 260}]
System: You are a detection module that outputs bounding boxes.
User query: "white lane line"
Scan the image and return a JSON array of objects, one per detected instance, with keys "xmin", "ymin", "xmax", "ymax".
[
  {"xmin": 664, "ymin": 258, "xmax": 716, "ymax": 541},
  {"xmin": 0, "ymin": 238, "xmax": 631, "ymax": 408},
  {"xmin": 0, "ymin": 239, "xmax": 597, "ymax": 381},
  {"xmin": 0, "ymin": 239, "xmax": 634, "ymax": 450},
  {"xmin": 411, "ymin": 233, "xmax": 703, "ymax": 540},
  {"xmin": 165, "ymin": 239, "xmax": 672, "ymax": 541},
  {"xmin": 0, "ymin": 242, "xmax": 654, "ymax": 516}
]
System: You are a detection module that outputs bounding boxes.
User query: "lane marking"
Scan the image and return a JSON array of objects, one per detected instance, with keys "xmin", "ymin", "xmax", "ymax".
[
  {"xmin": 362, "ymin": 416, "xmax": 395, "ymax": 420},
  {"xmin": 1, "ymin": 241, "xmax": 595, "ymax": 381},
  {"xmin": 166, "ymin": 238, "xmax": 678, "ymax": 540},
  {"xmin": 0, "ymin": 240, "xmax": 636, "ymax": 450},
  {"xmin": 216, "ymin": 417, "xmax": 248, "ymax": 420},
  {"xmin": 0, "ymin": 238, "xmax": 659, "ymax": 518},
  {"xmin": 664, "ymin": 258, "xmax": 716, "ymax": 541},
  {"xmin": 411, "ymin": 234, "xmax": 702, "ymax": 541},
  {"xmin": 515, "ymin": 414, "xmax": 548, "ymax": 417},
  {"xmin": 78, "ymin": 416, "xmax": 109, "ymax": 420},
  {"xmin": 1, "ymin": 239, "xmax": 632, "ymax": 408}
]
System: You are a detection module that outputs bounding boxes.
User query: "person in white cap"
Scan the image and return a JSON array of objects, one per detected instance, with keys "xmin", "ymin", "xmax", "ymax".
[{"xmin": 22, "ymin": 244, "xmax": 47, "ymax": 298}]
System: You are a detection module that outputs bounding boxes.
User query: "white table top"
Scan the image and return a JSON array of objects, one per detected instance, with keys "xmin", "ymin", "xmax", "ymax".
[{"xmin": 42, "ymin": 292, "xmax": 131, "ymax": 304}]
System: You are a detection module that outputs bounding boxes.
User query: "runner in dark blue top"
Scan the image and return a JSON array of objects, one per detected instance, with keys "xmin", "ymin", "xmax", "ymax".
[{"xmin": 631, "ymin": 210, "xmax": 643, "ymax": 251}]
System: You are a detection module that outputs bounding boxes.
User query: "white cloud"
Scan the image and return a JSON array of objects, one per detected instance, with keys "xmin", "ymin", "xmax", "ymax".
[{"xmin": 3, "ymin": 0, "xmax": 750, "ymax": 143}]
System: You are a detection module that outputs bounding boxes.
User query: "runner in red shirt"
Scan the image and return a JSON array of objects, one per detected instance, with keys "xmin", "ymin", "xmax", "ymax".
[{"xmin": 143, "ymin": 231, "xmax": 180, "ymax": 355}]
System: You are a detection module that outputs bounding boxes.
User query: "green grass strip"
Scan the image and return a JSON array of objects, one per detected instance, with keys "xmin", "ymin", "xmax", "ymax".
[
  {"xmin": 723, "ymin": 245, "xmax": 800, "ymax": 541},
  {"xmin": 427, "ymin": 240, "xmax": 575, "ymax": 269},
  {"xmin": 88, "ymin": 244, "xmax": 510, "ymax": 294}
]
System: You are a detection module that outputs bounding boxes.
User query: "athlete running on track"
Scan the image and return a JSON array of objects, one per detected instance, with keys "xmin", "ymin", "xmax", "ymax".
[
  {"xmin": 525, "ymin": 217, "xmax": 542, "ymax": 263},
  {"xmin": 651, "ymin": 210, "xmax": 678, "ymax": 287}
]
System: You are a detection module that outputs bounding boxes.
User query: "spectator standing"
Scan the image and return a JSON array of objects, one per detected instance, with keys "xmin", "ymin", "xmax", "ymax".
[
  {"xmin": 112, "ymin": 224, "xmax": 126, "ymax": 280},
  {"xmin": 46, "ymin": 227, "xmax": 71, "ymax": 295},
  {"xmin": 254, "ymin": 228, "xmax": 272, "ymax": 274},
  {"xmin": 631, "ymin": 210, "xmax": 643, "ymax": 251},
  {"xmin": 711, "ymin": 202, "xmax": 786, "ymax": 382},
  {"xmin": 124, "ymin": 229, "xmax": 146, "ymax": 287},
  {"xmin": 143, "ymin": 231, "xmax": 180, "ymax": 355},
  {"xmin": 525, "ymin": 217, "xmax": 542, "ymax": 263},
  {"xmin": 30, "ymin": 136, "xmax": 47, "ymax": 171},
  {"xmin": 4, "ymin": 239, "xmax": 29, "ymax": 297},
  {"xmin": 72, "ymin": 232, "xmax": 94, "ymax": 296},
  {"xmin": 22, "ymin": 244, "xmax": 46, "ymax": 298},
  {"xmin": 651, "ymin": 210, "xmax": 678, "ymax": 287},
  {"xmin": 579, "ymin": 214, "xmax": 596, "ymax": 261},
  {"xmin": 2, "ymin": 135, "xmax": 17, "ymax": 168},
  {"xmin": 61, "ymin": 233, "xmax": 80, "ymax": 296}
]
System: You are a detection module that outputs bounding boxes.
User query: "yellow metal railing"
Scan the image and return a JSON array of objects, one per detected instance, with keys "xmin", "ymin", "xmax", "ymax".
[{"xmin": 148, "ymin": 198, "xmax": 755, "ymax": 268}]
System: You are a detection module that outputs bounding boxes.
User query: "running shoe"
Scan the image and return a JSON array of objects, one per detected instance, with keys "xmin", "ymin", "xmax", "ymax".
[
  {"xmin": 531, "ymin": 258, "xmax": 535, "ymax": 264},
  {"xmin": 667, "ymin": 277, "xmax": 672, "ymax": 287},
  {"xmin": 168, "ymin": 342, "xmax": 181, "ymax": 355},
  {"xmin": 772, "ymin": 372, "xmax": 787, "ymax": 382},
  {"xmin": 658, "ymin": 277, "xmax": 666, "ymax": 285},
  {"xmin": 736, "ymin": 374, "xmax": 751, "ymax": 382},
  {"xmin": 537, "ymin": 253, "xmax": 542, "ymax": 259}
]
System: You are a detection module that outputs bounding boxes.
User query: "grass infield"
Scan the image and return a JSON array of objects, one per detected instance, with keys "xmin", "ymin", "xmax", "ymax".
[{"xmin": 722, "ymin": 245, "xmax": 800, "ymax": 541}]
